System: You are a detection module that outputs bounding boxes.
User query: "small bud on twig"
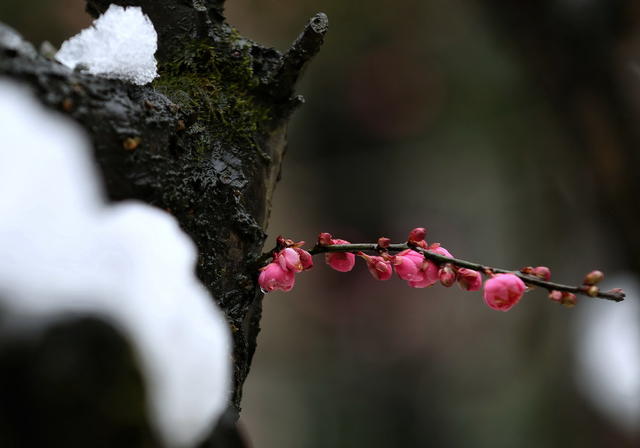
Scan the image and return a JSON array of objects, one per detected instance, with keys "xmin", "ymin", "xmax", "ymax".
[
  {"xmin": 548, "ymin": 290, "xmax": 562, "ymax": 302},
  {"xmin": 408, "ymin": 227, "xmax": 426, "ymax": 245},
  {"xmin": 377, "ymin": 237, "xmax": 391, "ymax": 250},
  {"xmin": 586, "ymin": 285, "xmax": 599, "ymax": 297},
  {"xmin": 583, "ymin": 270, "xmax": 604, "ymax": 286},
  {"xmin": 560, "ymin": 292, "xmax": 577, "ymax": 308},
  {"xmin": 532, "ymin": 266, "xmax": 551, "ymax": 281},
  {"xmin": 439, "ymin": 264, "xmax": 456, "ymax": 287},
  {"xmin": 317, "ymin": 232, "xmax": 332, "ymax": 246}
]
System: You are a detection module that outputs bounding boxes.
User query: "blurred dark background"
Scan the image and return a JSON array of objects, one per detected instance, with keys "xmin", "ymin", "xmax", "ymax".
[{"xmin": 2, "ymin": 0, "xmax": 638, "ymax": 446}]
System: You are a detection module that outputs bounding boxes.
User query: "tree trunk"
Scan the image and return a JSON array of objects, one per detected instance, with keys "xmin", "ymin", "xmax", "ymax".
[{"xmin": 0, "ymin": 0, "xmax": 326, "ymax": 442}]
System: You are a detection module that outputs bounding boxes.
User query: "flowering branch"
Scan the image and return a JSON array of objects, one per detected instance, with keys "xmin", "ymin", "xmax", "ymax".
[
  {"xmin": 309, "ymin": 243, "xmax": 625, "ymax": 302},
  {"xmin": 258, "ymin": 228, "xmax": 626, "ymax": 311}
]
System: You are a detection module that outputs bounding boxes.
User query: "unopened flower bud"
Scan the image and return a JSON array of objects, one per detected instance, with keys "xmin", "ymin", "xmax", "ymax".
[
  {"xmin": 430, "ymin": 246, "xmax": 453, "ymax": 258},
  {"xmin": 583, "ymin": 270, "xmax": 604, "ymax": 285},
  {"xmin": 361, "ymin": 254, "xmax": 393, "ymax": 281},
  {"xmin": 439, "ymin": 264, "xmax": 456, "ymax": 287},
  {"xmin": 407, "ymin": 227, "xmax": 426, "ymax": 245},
  {"xmin": 394, "ymin": 252, "xmax": 422, "ymax": 281},
  {"xmin": 457, "ymin": 268, "xmax": 482, "ymax": 291},
  {"xmin": 586, "ymin": 285, "xmax": 599, "ymax": 297},
  {"xmin": 393, "ymin": 249, "xmax": 438, "ymax": 287},
  {"xmin": 548, "ymin": 290, "xmax": 562, "ymax": 302},
  {"xmin": 294, "ymin": 247, "xmax": 313, "ymax": 270},
  {"xmin": 520, "ymin": 266, "xmax": 534, "ymax": 275},
  {"xmin": 377, "ymin": 237, "xmax": 391, "ymax": 249},
  {"xmin": 483, "ymin": 273, "xmax": 526, "ymax": 311},
  {"xmin": 325, "ymin": 238, "xmax": 355, "ymax": 272},
  {"xmin": 560, "ymin": 292, "xmax": 577, "ymax": 308},
  {"xmin": 532, "ymin": 266, "xmax": 551, "ymax": 281},
  {"xmin": 277, "ymin": 247, "xmax": 303, "ymax": 272},
  {"xmin": 258, "ymin": 262, "xmax": 296, "ymax": 292},
  {"xmin": 317, "ymin": 232, "xmax": 333, "ymax": 246},
  {"xmin": 408, "ymin": 264, "xmax": 438, "ymax": 288}
]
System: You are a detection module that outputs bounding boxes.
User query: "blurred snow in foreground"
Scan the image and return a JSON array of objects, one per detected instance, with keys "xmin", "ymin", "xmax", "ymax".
[
  {"xmin": 575, "ymin": 273, "xmax": 640, "ymax": 436},
  {"xmin": 56, "ymin": 4, "xmax": 158, "ymax": 85},
  {"xmin": 0, "ymin": 79, "xmax": 230, "ymax": 447}
]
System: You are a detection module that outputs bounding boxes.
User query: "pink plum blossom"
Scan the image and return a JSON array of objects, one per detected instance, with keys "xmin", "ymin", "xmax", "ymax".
[
  {"xmin": 317, "ymin": 232, "xmax": 333, "ymax": 246},
  {"xmin": 377, "ymin": 237, "xmax": 391, "ymax": 249},
  {"xmin": 548, "ymin": 290, "xmax": 562, "ymax": 302},
  {"xmin": 457, "ymin": 268, "xmax": 482, "ymax": 291},
  {"xmin": 295, "ymin": 247, "xmax": 313, "ymax": 270},
  {"xmin": 258, "ymin": 262, "xmax": 296, "ymax": 292},
  {"xmin": 394, "ymin": 249, "xmax": 424, "ymax": 281},
  {"xmin": 483, "ymin": 273, "xmax": 526, "ymax": 311},
  {"xmin": 407, "ymin": 227, "xmax": 427, "ymax": 246},
  {"xmin": 549, "ymin": 290, "xmax": 578, "ymax": 307},
  {"xmin": 532, "ymin": 266, "xmax": 551, "ymax": 281},
  {"xmin": 325, "ymin": 238, "xmax": 356, "ymax": 272},
  {"xmin": 277, "ymin": 247, "xmax": 303, "ymax": 272},
  {"xmin": 361, "ymin": 254, "xmax": 393, "ymax": 281},
  {"xmin": 407, "ymin": 264, "xmax": 439, "ymax": 288},
  {"xmin": 439, "ymin": 264, "xmax": 456, "ymax": 287},
  {"xmin": 430, "ymin": 245, "xmax": 453, "ymax": 258},
  {"xmin": 395, "ymin": 249, "xmax": 439, "ymax": 288}
]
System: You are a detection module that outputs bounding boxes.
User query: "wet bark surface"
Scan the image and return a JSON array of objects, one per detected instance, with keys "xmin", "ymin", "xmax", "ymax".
[{"xmin": 0, "ymin": 0, "xmax": 326, "ymax": 445}]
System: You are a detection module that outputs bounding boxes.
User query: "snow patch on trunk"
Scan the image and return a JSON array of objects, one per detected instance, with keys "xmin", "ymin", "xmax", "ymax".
[
  {"xmin": 0, "ymin": 79, "xmax": 230, "ymax": 447},
  {"xmin": 56, "ymin": 5, "xmax": 158, "ymax": 85}
]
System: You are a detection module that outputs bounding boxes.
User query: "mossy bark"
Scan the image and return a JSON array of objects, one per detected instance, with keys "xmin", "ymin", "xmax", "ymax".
[{"xmin": 0, "ymin": 0, "xmax": 326, "ymax": 441}]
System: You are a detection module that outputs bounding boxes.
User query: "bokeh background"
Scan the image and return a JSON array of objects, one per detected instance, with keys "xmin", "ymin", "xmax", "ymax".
[{"xmin": 2, "ymin": 0, "xmax": 639, "ymax": 446}]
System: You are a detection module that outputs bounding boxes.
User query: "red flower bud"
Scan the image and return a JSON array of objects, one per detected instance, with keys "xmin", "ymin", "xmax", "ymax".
[
  {"xmin": 532, "ymin": 266, "xmax": 551, "ymax": 281},
  {"xmin": 277, "ymin": 247, "xmax": 303, "ymax": 272},
  {"xmin": 439, "ymin": 264, "xmax": 456, "ymax": 287},
  {"xmin": 360, "ymin": 254, "xmax": 393, "ymax": 281},
  {"xmin": 377, "ymin": 237, "xmax": 391, "ymax": 249},
  {"xmin": 407, "ymin": 227, "xmax": 426, "ymax": 245},
  {"xmin": 294, "ymin": 247, "xmax": 313, "ymax": 270},
  {"xmin": 394, "ymin": 249, "xmax": 438, "ymax": 288},
  {"xmin": 258, "ymin": 262, "xmax": 296, "ymax": 292},
  {"xmin": 430, "ymin": 246, "xmax": 453, "ymax": 258},
  {"xmin": 394, "ymin": 250, "xmax": 423, "ymax": 282},
  {"xmin": 548, "ymin": 290, "xmax": 562, "ymax": 302},
  {"xmin": 325, "ymin": 238, "xmax": 355, "ymax": 272},
  {"xmin": 317, "ymin": 232, "xmax": 333, "ymax": 246},
  {"xmin": 483, "ymin": 273, "xmax": 526, "ymax": 311},
  {"xmin": 520, "ymin": 266, "xmax": 534, "ymax": 275},
  {"xmin": 457, "ymin": 268, "xmax": 482, "ymax": 291}
]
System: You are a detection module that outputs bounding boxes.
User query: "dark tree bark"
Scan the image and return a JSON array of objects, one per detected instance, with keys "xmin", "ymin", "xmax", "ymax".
[{"xmin": 0, "ymin": 0, "xmax": 326, "ymax": 444}]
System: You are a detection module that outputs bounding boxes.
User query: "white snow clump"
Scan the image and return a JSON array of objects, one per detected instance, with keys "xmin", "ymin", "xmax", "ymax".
[
  {"xmin": 575, "ymin": 273, "xmax": 640, "ymax": 436},
  {"xmin": 0, "ymin": 78, "xmax": 230, "ymax": 447},
  {"xmin": 56, "ymin": 5, "xmax": 158, "ymax": 85}
]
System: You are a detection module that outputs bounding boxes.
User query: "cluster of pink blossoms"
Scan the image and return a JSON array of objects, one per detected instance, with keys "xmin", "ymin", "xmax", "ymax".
[
  {"xmin": 258, "ymin": 228, "xmax": 558, "ymax": 312},
  {"xmin": 258, "ymin": 237, "xmax": 313, "ymax": 292},
  {"xmin": 379, "ymin": 228, "xmax": 484, "ymax": 291}
]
